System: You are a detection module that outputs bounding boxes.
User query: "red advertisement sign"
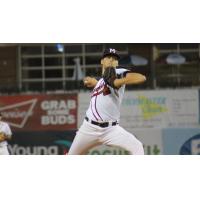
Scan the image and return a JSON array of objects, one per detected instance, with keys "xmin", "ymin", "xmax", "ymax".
[{"xmin": 0, "ymin": 94, "xmax": 77, "ymax": 131}]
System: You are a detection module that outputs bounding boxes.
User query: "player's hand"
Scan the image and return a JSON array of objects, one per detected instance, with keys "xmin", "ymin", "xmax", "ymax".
[
  {"xmin": 83, "ymin": 77, "xmax": 98, "ymax": 88},
  {"xmin": 0, "ymin": 132, "xmax": 6, "ymax": 142}
]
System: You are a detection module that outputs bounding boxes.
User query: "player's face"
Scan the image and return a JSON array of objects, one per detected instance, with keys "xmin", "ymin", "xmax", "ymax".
[{"xmin": 101, "ymin": 56, "xmax": 118, "ymax": 68}]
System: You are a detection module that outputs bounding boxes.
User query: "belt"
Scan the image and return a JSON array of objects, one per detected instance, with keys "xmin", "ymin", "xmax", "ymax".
[{"xmin": 85, "ymin": 117, "xmax": 118, "ymax": 128}]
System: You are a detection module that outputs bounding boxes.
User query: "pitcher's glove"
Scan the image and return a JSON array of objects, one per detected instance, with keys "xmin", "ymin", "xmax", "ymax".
[{"xmin": 103, "ymin": 67, "xmax": 117, "ymax": 89}]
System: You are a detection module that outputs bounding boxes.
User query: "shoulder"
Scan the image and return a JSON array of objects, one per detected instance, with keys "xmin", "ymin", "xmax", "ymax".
[
  {"xmin": 0, "ymin": 121, "xmax": 6, "ymax": 126},
  {"xmin": 1, "ymin": 121, "xmax": 10, "ymax": 128}
]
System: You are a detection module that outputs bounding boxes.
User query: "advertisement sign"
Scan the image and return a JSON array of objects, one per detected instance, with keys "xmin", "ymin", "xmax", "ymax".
[
  {"xmin": 162, "ymin": 128, "xmax": 200, "ymax": 155},
  {"xmin": 78, "ymin": 92, "xmax": 90, "ymax": 127},
  {"xmin": 121, "ymin": 89, "xmax": 199, "ymax": 129},
  {"xmin": 88, "ymin": 145, "xmax": 129, "ymax": 155},
  {"xmin": 8, "ymin": 130, "xmax": 76, "ymax": 155},
  {"xmin": 134, "ymin": 128, "xmax": 163, "ymax": 155},
  {"xmin": 0, "ymin": 94, "xmax": 77, "ymax": 131}
]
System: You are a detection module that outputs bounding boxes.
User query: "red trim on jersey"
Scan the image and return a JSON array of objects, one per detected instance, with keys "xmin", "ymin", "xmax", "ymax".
[
  {"xmin": 91, "ymin": 90, "xmax": 103, "ymax": 98},
  {"xmin": 90, "ymin": 79, "xmax": 105, "ymax": 121},
  {"xmin": 94, "ymin": 95, "xmax": 103, "ymax": 121},
  {"xmin": 90, "ymin": 100, "xmax": 98, "ymax": 121}
]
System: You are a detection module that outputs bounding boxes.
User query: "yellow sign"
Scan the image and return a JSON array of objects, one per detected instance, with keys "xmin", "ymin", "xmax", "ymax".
[{"xmin": 138, "ymin": 96, "xmax": 168, "ymax": 120}]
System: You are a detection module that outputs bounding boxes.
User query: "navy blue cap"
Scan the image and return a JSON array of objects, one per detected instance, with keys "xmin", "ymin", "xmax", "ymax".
[{"xmin": 101, "ymin": 48, "xmax": 120, "ymax": 60}]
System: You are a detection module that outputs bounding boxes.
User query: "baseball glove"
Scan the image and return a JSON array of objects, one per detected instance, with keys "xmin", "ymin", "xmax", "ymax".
[{"xmin": 103, "ymin": 67, "xmax": 117, "ymax": 89}]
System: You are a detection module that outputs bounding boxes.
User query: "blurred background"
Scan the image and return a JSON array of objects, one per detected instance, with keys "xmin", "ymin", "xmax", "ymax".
[{"xmin": 0, "ymin": 43, "xmax": 200, "ymax": 155}]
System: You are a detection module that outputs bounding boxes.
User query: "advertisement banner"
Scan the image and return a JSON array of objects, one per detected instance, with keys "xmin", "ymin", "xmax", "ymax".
[
  {"xmin": 121, "ymin": 89, "xmax": 199, "ymax": 129},
  {"xmin": 0, "ymin": 94, "xmax": 77, "ymax": 131},
  {"xmin": 78, "ymin": 92, "xmax": 90, "ymax": 127},
  {"xmin": 8, "ymin": 130, "xmax": 76, "ymax": 155},
  {"xmin": 88, "ymin": 145, "xmax": 130, "ymax": 155},
  {"xmin": 134, "ymin": 128, "xmax": 163, "ymax": 155},
  {"xmin": 162, "ymin": 128, "xmax": 200, "ymax": 155}
]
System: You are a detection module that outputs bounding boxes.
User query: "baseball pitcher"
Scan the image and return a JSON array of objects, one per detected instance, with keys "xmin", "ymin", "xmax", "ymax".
[
  {"xmin": 0, "ymin": 112, "xmax": 12, "ymax": 155},
  {"xmin": 68, "ymin": 48, "xmax": 146, "ymax": 155}
]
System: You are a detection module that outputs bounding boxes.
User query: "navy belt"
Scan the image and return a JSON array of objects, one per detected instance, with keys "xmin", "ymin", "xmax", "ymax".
[{"xmin": 85, "ymin": 117, "xmax": 118, "ymax": 128}]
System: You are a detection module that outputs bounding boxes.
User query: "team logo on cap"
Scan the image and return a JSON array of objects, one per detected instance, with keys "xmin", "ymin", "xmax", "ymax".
[{"xmin": 109, "ymin": 48, "xmax": 116, "ymax": 53}]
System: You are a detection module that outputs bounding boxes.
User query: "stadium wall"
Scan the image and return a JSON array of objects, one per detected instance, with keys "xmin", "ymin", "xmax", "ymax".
[{"xmin": 0, "ymin": 89, "xmax": 199, "ymax": 154}]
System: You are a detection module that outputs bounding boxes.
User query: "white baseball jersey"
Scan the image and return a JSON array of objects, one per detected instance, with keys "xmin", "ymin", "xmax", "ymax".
[
  {"xmin": 86, "ymin": 68, "xmax": 129, "ymax": 122},
  {"xmin": 0, "ymin": 121, "xmax": 12, "ymax": 147}
]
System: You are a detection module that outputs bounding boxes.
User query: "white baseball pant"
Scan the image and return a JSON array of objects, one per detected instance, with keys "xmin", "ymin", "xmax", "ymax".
[
  {"xmin": 68, "ymin": 120, "xmax": 144, "ymax": 155},
  {"xmin": 0, "ymin": 146, "xmax": 10, "ymax": 155}
]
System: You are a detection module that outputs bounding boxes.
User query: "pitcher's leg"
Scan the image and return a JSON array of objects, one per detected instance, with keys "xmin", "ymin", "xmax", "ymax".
[
  {"xmin": 101, "ymin": 126, "xmax": 144, "ymax": 155},
  {"xmin": 68, "ymin": 132, "xmax": 100, "ymax": 155}
]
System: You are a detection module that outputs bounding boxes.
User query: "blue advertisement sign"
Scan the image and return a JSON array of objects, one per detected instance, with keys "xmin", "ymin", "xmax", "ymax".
[
  {"xmin": 8, "ymin": 130, "xmax": 76, "ymax": 155},
  {"xmin": 163, "ymin": 128, "xmax": 200, "ymax": 155}
]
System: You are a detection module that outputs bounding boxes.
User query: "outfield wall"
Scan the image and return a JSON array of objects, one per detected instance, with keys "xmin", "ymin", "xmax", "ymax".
[{"xmin": 0, "ymin": 89, "xmax": 199, "ymax": 154}]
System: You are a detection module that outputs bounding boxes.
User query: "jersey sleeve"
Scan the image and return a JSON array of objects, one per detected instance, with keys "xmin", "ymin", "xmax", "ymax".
[{"xmin": 116, "ymin": 68, "xmax": 130, "ymax": 79}]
